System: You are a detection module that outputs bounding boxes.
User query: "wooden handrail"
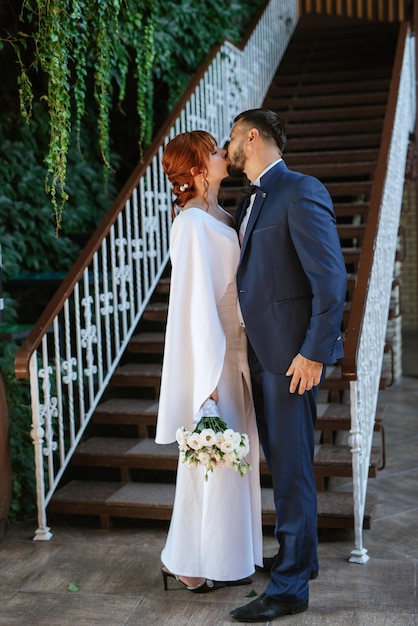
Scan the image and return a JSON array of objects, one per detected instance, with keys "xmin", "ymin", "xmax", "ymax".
[{"xmin": 341, "ymin": 21, "xmax": 410, "ymax": 380}]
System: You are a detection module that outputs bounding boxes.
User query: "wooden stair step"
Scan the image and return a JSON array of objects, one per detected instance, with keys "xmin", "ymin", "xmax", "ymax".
[
  {"xmin": 333, "ymin": 202, "xmax": 369, "ymax": 218},
  {"xmin": 73, "ymin": 438, "xmax": 179, "ymax": 471},
  {"xmin": 325, "ymin": 181, "xmax": 373, "ymax": 196},
  {"xmin": 112, "ymin": 363, "xmax": 162, "ymax": 388},
  {"xmin": 320, "ymin": 365, "xmax": 391, "ymax": 391},
  {"xmin": 286, "ymin": 134, "xmax": 381, "ymax": 151},
  {"xmin": 93, "ymin": 398, "xmax": 158, "ymax": 436},
  {"xmin": 284, "ymin": 149, "xmax": 379, "ymax": 166},
  {"xmin": 73, "ymin": 436, "xmax": 381, "ymax": 481},
  {"xmin": 269, "ymin": 79, "xmax": 390, "ymax": 98},
  {"xmin": 274, "ymin": 67, "xmax": 392, "ymax": 86},
  {"xmin": 48, "ymin": 480, "xmax": 176, "ymax": 524},
  {"xmin": 142, "ymin": 302, "xmax": 168, "ymax": 321},
  {"xmin": 48, "ymin": 481, "xmax": 376, "ymax": 530},
  {"xmin": 94, "ymin": 398, "xmax": 158, "ymax": 422},
  {"xmin": 268, "ymin": 91, "xmax": 388, "ymax": 108},
  {"xmin": 316, "ymin": 491, "xmax": 377, "ymax": 530},
  {"xmin": 128, "ymin": 332, "xmax": 165, "ymax": 353},
  {"xmin": 337, "ymin": 224, "xmax": 365, "ymax": 239},
  {"xmin": 73, "ymin": 437, "xmax": 272, "ymax": 475},
  {"xmin": 341, "ymin": 247, "xmax": 361, "ymax": 263},
  {"xmin": 297, "ymin": 162, "xmax": 376, "ymax": 178},
  {"xmin": 317, "ymin": 402, "xmax": 386, "ymax": 431},
  {"xmin": 284, "ymin": 119, "xmax": 383, "ymax": 137},
  {"xmin": 313, "ymin": 444, "xmax": 381, "ymax": 479},
  {"xmin": 156, "ymin": 277, "xmax": 170, "ymax": 294},
  {"xmin": 49, "ymin": 480, "xmax": 276, "ymax": 526},
  {"xmin": 278, "ymin": 105, "xmax": 387, "ymax": 123}
]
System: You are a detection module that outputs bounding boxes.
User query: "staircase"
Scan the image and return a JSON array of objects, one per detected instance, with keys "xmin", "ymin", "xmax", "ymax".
[{"xmin": 48, "ymin": 17, "xmax": 401, "ymax": 531}]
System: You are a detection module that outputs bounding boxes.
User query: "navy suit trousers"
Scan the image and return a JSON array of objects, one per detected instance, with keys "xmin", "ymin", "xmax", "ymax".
[{"xmin": 248, "ymin": 342, "xmax": 320, "ymax": 603}]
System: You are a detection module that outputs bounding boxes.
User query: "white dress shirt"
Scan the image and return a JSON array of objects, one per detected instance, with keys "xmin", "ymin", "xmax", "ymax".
[{"xmin": 238, "ymin": 159, "xmax": 282, "ymax": 244}]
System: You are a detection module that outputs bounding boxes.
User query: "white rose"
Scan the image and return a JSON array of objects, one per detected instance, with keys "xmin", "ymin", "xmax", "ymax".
[{"xmin": 215, "ymin": 433, "xmax": 224, "ymax": 449}]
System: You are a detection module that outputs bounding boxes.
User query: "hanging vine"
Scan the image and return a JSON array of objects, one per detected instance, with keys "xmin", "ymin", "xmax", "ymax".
[
  {"xmin": 119, "ymin": 0, "xmax": 155, "ymax": 154},
  {"xmin": 35, "ymin": 0, "xmax": 72, "ymax": 232},
  {"xmin": 70, "ymin": 0, "xmax": 89, "ymax": 150},
  {"xmin": 91, "ymin": 0, "xmax": 120, "ymax": 176},
  {"xmin": 3, "ymin": 0, "xmax": 156, "ymax": 231}
]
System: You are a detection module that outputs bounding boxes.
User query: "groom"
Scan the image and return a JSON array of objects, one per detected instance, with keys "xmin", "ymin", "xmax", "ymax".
[{"xmin": 226, "ymin": 109, "xmax": 346, "ymax": 622}]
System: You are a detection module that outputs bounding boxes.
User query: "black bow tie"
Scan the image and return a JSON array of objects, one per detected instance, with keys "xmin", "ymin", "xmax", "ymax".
[{"xmin": 241, "ymin": 184, "xmax": 259, "ymax": 196}]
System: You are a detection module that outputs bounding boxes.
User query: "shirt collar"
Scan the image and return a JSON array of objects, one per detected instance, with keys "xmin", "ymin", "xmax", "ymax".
[{"xmin": 252, "ymin": 158, "xmax": 282, "ymax": 186}]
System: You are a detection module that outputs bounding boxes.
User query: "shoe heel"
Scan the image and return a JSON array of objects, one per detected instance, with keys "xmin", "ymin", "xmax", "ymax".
[{"xmin": 161, "ymin": 568, "xmax": 169, "ymax": 591}]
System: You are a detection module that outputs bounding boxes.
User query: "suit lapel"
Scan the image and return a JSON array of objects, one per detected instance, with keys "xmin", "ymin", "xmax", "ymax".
[{"xmin": 239, "ymin": 161, "xmax": 287, "ymax": 258}]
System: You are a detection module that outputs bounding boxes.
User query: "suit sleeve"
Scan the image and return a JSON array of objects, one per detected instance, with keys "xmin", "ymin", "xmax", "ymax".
[{"xmin": 288, "ymin": 176, "xmax": 346, "ymax": 364}]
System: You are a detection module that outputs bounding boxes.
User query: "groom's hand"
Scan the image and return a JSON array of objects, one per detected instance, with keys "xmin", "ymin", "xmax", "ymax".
[{"xmin": 286, "ymin": 354, "xmax": 323, "ymax": 395}]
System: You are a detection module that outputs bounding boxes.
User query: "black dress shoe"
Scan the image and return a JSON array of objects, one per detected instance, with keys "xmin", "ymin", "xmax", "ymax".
[
  {"xmin": 257, "ymin": 556, "xmax": 319, "ymax": 580},
  {"xmin": 230, "ymin": 593, "xmax": 308, "ymax": 622}
]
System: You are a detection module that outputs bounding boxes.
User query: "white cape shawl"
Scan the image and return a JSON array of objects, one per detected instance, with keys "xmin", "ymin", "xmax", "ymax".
[{"xmin": 155, "ymin": 208, "xmax": 240, "ymax": 443}]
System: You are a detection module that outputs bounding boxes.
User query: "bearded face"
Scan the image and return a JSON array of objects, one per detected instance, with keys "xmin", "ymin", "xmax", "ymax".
[
  {"xmin": 226, "ymin": 123, "xmax": 248, "ymax": 178},
  {"xmin": 227, "ymin": 143, "xmax": 247, "ymax": 178}
]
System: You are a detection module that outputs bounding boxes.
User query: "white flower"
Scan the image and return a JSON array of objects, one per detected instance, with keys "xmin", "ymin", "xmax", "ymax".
[
  {"xmin": 223, "ymin": 428, "xmax": 237, "ymax": 443},
  {"xmin": 176, "ymin": 428, "xmax": 188, "ymax": 450},
  {"xmin": 220, "ymin": 440, "xmax": 235, "ymax": 453},
  {"xmin": 198, "ymin": 451, "xmax": 211, "ymax": 465},
  {"xmin": 241, "ymin": 433, "xmax": 250, "ymax": 448},
  {"xmin": 200, "ymin": 428, "xmax": 217, "ymax": 446},
  {"xmin": 222, "ymin": 452, "xmax": 234, "ymax": 467},
  {"xmin": 187, "ymin": 433, "xmax": 202, "ymax": 450},
  {"xmin": 184, "ymin": 454, "xmax": 199, "ymax": 468}
]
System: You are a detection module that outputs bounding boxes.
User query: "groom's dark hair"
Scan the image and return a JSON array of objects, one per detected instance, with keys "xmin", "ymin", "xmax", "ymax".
[{"xmin": 234, "ymin": 109, "xmax": 286, "ymax": 152}]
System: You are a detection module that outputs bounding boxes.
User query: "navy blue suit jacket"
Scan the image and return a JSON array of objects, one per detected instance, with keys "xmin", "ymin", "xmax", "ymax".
[{"xmin": 236, "ymin": 160, "xmax": 346, "ymax": 374}]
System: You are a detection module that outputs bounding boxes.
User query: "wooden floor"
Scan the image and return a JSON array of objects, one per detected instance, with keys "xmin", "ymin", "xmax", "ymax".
[{"xmin": 0, "ymin": 329, "xmax": 416, "ymax": 625}]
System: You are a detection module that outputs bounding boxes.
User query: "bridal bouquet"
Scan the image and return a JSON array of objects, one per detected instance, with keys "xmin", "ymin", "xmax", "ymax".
[{"xmin": 176, "ymin": 401, "xmax": 252, "ymax": 481}]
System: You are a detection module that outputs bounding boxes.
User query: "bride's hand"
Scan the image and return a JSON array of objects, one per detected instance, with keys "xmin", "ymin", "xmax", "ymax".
[{"xmin": 209, "ymin": 389, "xmax": 219, "ymax": 403}]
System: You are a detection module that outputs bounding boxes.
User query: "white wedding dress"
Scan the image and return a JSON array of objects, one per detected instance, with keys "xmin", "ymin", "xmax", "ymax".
[{"xmin": 155, "ymin": 207, "xmax": 263, "ymax": 580}]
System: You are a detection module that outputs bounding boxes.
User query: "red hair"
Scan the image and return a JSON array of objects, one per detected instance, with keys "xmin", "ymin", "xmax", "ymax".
[{"xmin": 162, "ymin": 130, "xmax": 216, "ymax": 216}]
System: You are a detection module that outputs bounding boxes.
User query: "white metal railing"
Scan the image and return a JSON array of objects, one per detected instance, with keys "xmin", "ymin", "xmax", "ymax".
[
  {"xmin": 348, "ymin": 29, "xmax": 416, "ymax": 564},
  {"xmin": 15, "ymin": 0, "xmax": 298, "ymax": 540}
]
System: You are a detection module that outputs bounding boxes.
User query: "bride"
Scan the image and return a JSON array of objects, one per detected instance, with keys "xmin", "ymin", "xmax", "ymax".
[{"xmin": 155, "ymin": 130, "xmax": 262, "ymax": 592}]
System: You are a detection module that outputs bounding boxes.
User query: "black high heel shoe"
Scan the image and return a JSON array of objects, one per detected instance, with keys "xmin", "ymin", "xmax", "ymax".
[
  {"xmin": 161, "ymin": 567, "xmax": 226, "ymax": 593},
  {"xmin": 161, "ymin": 567, "xmax": 252, "ymax": 593}
]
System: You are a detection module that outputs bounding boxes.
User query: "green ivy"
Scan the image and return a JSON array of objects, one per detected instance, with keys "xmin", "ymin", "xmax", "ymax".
[
  {"xmin": 0, "ymin": 343, "xmax": 36, "ymax": 523},
  {"xmin": 3, "ymin": 0, "xmax": 157, "ymax": 230}
]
